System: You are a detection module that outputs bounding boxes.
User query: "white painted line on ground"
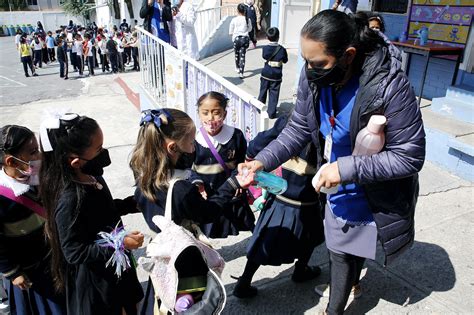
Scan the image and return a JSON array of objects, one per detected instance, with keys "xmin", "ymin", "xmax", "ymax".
[{"xmin": 0, "ymin": 75, "xmax": 26, "ymax": 87}]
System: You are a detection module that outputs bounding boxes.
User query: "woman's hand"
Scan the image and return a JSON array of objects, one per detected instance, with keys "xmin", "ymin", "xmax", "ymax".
[
  {"xmin": 238, "ymin": 160, "xmax": 264, "ymax": 176},
  {"xmin": 12, "ymin": 274, "xmax": 32, "ymax": 290},
  {"xmin": 315, "ymin": 162, "xmax": 341, "ymax": 193},
  {"xmin": 124, "ymin": 231, "xmax": 144, "ymax": 250}
]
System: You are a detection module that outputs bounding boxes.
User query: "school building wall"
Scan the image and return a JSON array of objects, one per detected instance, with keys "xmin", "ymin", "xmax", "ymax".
[{"xmin": 380, "ymin": 12, "xmax": 474, "ymax": 99}]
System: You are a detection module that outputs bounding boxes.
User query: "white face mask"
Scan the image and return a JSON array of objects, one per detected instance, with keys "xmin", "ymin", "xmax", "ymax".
[{"xmin": 13, "ymin": 157, "xmax": 41, "ymax": 186}]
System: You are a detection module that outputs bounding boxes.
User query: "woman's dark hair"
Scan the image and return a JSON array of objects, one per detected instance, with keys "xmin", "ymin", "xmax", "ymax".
[
  {"xmin": 237, "ymin": 3, "xmax": 249, "ymax": 28},
  {"xmin": 301, "ymin": 9, "xmax": 385, "ymax": 60},
  {"xmin": 0, "ymin": 125, "xmax": 35, "ymax": 166},
  {"xmin": 266, "ymin": 27, "xmax": 280, "ymax": 42},
  {"xmin": 197, "ymin": 91, "xmax": 229, "ymax": 110},
  {"xmin": 39, "ymin": 115, "xmax": 99, "ymax": 292},
  {"xmin": 37, "ymin": 21, "xmax": 43, "ymax": 29}
]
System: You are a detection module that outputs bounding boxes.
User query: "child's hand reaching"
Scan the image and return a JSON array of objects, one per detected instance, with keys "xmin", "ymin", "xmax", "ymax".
[
  {"xmin": 236, "ymin": 169, "xmax": 256, "ymax": 189},
  {"xmin": 124, "ymin": 231, "xmax": 144, "ymax": 250},
  {"xmin": 197, "ymin": 184, "xmax": 208, "ymax": 200}
]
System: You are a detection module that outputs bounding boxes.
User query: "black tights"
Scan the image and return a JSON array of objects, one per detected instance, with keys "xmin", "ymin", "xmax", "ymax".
[{"xmin": 326, "ymin": 250, "xmax": 365, "ymax": 315}]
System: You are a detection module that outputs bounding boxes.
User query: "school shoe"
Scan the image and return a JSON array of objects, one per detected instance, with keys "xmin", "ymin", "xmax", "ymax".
[
  {"xmin": 239, "ymin": 73, "xmax": 244, "ymax": 79},
  {"xmin": 232, "ymin": 278, "xmax": 258, "ymax": 299},
  {"xmin": 291, "ymin": 265, "xmax": 321, "ymax": 283},
  {"xmin": 235, "ymin": 67, "xmax": 239, "ymax": 73},
  {"xmin": 33, "ymin": 73, "xmax": 38, "ymax": 77},
  {"xmin": 314, "ymin": 283, "xmax": 362, "ymax": 299},
  {"xmin": 64, "ymin": 76, "xmax": 69, "ymax": 80},
  {"xmin": 25, "ymin": 73, "xmax": 30, "ymax": 77},
  {"xmin": 0, "ymin": 298, "xmax": 9, "ymax": 313}
]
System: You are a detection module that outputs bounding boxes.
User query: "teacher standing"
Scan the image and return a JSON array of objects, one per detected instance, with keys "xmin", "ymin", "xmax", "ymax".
[{"xmin": 239, "ymin": 10, "xmax": 425, "ymax": 315}]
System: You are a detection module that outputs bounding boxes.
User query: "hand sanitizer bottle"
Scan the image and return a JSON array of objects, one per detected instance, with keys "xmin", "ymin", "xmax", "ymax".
[
  {"xmin": 243, "ymin": 168, "xmax": 288, "ymax": 195},
  {"xmin": 352, "ymin": 115, "xmax": 386, "ymax": 156}
]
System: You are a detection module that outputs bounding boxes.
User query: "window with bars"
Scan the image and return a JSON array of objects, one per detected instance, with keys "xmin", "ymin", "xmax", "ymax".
[{"xmin": 373, "ymin": 0, "xmax": 409, "ymax": 14}]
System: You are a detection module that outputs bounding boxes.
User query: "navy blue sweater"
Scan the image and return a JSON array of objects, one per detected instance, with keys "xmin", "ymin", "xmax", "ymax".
[{"xmin": 261, "ymin": 43, "xmax": 288, "ymax": 81}]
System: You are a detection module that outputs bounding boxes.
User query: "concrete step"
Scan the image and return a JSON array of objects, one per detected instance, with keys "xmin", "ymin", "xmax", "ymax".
[
  {"xmin": 446, "ymin": 84, "xmax": 474, "ymax": 102},
  {"xmin": 422, "ymin": 106, "xmax": 474, "ymax": 181},
  {"xmin": 431, "ymin": 97, "xmax": 474, "ymax": 124}
]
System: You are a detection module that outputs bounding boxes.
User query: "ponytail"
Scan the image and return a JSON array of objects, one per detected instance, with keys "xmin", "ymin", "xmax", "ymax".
[
  {"xmin": 39, "ymin": 115, "xmax": 100, "ymax": 292},
  {"xmin": 301, "ymin": 10, "xmax": 385, "ymax": 59},
  {"xmin": 237, "ymin": 3, "xmax": 249, "ymax": 28},
  {"xmin": 129, "ymin": 109, "xmax": 194, "ymax": 202}
]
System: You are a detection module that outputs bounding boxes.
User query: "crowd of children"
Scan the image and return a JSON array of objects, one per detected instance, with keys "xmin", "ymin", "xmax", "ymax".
[
  {"xmin": 0, "ymin": 83, "xmax": 331, "ymax": 313},
  {"xmin": 15, "ymin": 21, "xmax": 141, "ymax": 79}
]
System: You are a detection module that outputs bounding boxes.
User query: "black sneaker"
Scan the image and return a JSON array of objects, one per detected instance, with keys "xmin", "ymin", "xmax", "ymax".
[
  {"xmin": 291, "ymin": 265, "xmax": 321, "ymax": 283},
  {"xmin": 25, "ymin": 73, "xmax": 30, "ymax": 77},
  {"xmin": 33, "ymin": 73, "xmax": 39, "ymax": 77},
  {"xmin": 233, "ymin": 279, "xmax": 258, "ymax": 299}
]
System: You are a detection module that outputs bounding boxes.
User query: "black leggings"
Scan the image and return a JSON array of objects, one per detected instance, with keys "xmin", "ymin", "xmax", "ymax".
[
  {"xmin": 326, "ymin": 250, "xmax": 365, "ymax": 315},
  {"xmin": 233, "ymin": 36, "xmax": 249, "ymax": 75}
]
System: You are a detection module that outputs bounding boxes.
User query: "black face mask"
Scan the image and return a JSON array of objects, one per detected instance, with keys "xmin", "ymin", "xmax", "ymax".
[
  {"xmin": 305, "ymin": 62, "xmax": 347, "ymax": 87},
  {"xmin": 81, "ymin": 149, "xmax": 112, "ymax": 177},
  {"xmin": 175, "ymin": 150, "xmax": 196, "ymax": 170}
]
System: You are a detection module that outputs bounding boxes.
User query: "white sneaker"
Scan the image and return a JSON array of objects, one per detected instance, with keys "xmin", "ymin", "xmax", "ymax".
[
  {"xmin": 239, "ymin": 73, "xmax": 244, "ymax": 79},
  {"xmin": 235, "ymin": 67, "xmax": 239, "ymax": 73},
  {"xmin": 314, "ymin": 283, "xmax": 362, "ymax": 299}
]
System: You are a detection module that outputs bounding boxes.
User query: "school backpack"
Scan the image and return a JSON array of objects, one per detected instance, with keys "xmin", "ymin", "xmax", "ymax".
[{"xmin": 138, "ymin": 174, "xmax": 226, "ymax": 314}]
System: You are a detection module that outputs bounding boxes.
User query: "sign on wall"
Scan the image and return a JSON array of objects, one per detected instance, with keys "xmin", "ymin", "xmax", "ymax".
[
  {"xmin": 408, "ymin": 1, "xmax": 473, "ymax": 47},
  {"xmin": 163, "ymin": 47, "xmax": 186, "ymax": 111}
]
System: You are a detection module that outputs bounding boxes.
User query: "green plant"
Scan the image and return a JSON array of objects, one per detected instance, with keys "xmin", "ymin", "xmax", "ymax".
[
  {"xmin": 0, "ymin": 0, "xmax": 27, "ymax": 11},
  {"xmin": 61, "ymin": 0, "xmax": 89, "ymax": 18}
]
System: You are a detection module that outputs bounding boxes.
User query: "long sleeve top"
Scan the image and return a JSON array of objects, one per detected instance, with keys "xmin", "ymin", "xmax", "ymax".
[
  {"xmin": 229, "ymin": 16, "xmax": 252, "ymax": 41},
  {"xmin": 135, "ymin": 175, "xmax": 241, "ymax": 233}
]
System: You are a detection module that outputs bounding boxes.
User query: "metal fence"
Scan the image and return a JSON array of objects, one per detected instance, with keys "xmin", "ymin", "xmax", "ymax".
[
  {"xmin": 136, "ymin": 26, "xmax": 269, "ymax": 141},
  {"xmin": 195, "ymin": 5, "xmax": 238, "ymax": 50}
]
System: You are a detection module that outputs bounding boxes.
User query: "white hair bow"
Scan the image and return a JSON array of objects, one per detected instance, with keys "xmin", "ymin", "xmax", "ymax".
[{"xmin": 40, "ymin": 109, "xmax": 78, "ymax": 152}]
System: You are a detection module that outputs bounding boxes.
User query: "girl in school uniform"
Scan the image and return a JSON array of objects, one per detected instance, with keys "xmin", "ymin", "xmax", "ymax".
[
  {"xmin": 229, "ymin": 3, "xmax": 252, "ymax": 79},
  {"xmin": 39, "ymin": 113, "xmax": 144, "ymax": 315},
  {"xmin": 0, "ymin": 125, "xmax": 66, "ymax": 314},
  {"xmin": 129, "ymin": 108, "xmax": 256, "ymax": 314},
  {"xmin": 74, "ymin": 34, "xmax": 84, "ymax": 75},
  {"xmin": 190, "ymin": 91, "xmax": 255, "ymax": 238},
  {"xmin": 233, "ymin": 115, "xmax": 325, "ymax": 298}
]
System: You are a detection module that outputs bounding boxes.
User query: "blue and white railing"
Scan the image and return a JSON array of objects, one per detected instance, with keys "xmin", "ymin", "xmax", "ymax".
[{"xmin": 136, "ymin": 26, "xmax": 269, "ymax": 141}]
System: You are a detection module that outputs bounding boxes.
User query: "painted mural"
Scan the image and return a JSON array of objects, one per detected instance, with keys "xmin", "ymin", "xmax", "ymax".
[{"xmin": 408, "ymin": 0, "xmax": 473, "ymax": 46}]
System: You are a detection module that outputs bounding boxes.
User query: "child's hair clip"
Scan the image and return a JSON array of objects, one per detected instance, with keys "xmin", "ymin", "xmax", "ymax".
[{"xmin": 140, "ymin": 109, "xmax": 174, "ymax": 129}]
